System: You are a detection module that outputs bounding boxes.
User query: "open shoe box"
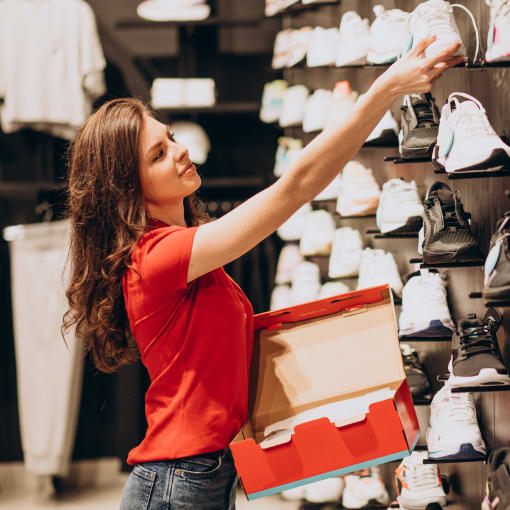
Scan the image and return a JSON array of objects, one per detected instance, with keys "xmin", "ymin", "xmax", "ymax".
[{"xmin": 230, "ymin": 284, "xmax": 419, "ymax": 500}]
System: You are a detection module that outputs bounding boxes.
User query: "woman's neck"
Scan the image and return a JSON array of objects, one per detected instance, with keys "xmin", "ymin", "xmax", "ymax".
[{"xmin": 147, "ymin": 201, "xmax": 186, "ymax": 227}]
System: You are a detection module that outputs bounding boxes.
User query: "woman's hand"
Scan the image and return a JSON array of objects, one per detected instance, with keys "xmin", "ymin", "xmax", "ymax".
[{"xmin": 375, "ymin": 36, "xmax": 466, "ymax": 99}]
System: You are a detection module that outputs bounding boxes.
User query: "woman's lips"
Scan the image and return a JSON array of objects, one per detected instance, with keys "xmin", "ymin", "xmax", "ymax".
[{"xmin": 180, "ymin": 162, "xmax": 196, "ymax": 176}]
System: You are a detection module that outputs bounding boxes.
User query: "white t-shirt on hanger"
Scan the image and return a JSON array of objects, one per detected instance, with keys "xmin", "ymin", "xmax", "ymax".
[{"xmin": 0, "ymin": 0, "xmax": 106, "ymax": 140}]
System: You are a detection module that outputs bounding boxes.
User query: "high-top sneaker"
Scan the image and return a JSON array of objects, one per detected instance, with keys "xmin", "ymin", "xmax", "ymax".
[
  {"xmin": 483, "ymin": 211, "xmax": 510, "ymax": 303},
  {"xmin": 357, "ymin": 248, "xmax": 403, "ymax": 297},
  {"xmin": 399, "ymin": 271, "xmax": 454, "ymax": 338},
  {"xmin": 483, "ymin": 447, "xmax": 510, "ymax": 510},
  {"xmin": 426, "ymin": 386, "xmax": 487, "ymax": 461},
  {"xmin": 399, "ymin": 93, "xmax": 440, "ymax": 160},
  {"xmin": 421, "ymin": 181, "xmax": 483, "ymax": 264},
  {"xmin": 400, "ymin": 344, "xmax": 432, "ymax": 399},
  {"xmin": 434, "ymin": 93, "xmax": 510, "ymax": 173},
  {"xmin": 447, "ymin": 308, "xmax": 510, "ymax": 388},
  {"xmin": 395, "ymin": 451, "xmax": 447, "ymax": 510},
  {"xmin": 367, "ymin": 5, "xmax": 410, "ymax": 64},
  {"xmin": 485, "ymin": 0, "xmax": 510, "ymax": 63}
]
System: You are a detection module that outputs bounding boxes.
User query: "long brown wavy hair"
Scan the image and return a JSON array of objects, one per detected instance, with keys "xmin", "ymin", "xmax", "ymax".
[{"xmin": 63, "ymin": 98, "xmax": 208, "ymax": 373}]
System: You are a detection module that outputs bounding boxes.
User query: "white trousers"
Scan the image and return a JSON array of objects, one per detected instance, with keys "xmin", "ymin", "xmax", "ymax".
[{"xmin": 4, "ymin": 220, "xmax": 83, "ymax": 476}]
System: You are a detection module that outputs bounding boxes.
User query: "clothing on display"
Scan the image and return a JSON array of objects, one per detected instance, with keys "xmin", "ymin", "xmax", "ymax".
[
  {"xmin": 0, "ymin": 0, "xmax": 106, "ymax": 139},
  {"xmin": 3, "ymin": 220, "xmax": 83, "ymax": 476}
]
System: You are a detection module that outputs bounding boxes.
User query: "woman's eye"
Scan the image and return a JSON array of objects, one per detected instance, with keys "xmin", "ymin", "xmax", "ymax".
[{"xmin": 153, "ymin": 150, "xmax": 164, "ymax": 162}]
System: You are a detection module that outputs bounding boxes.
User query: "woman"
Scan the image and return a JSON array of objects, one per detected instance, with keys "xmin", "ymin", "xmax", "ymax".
[{"xmin": 64, "ymin": 37, "xmax": 463, "ymax": 510}]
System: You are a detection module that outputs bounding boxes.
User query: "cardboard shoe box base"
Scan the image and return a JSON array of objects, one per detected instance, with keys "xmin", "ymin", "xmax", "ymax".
[{"xmin": 230, "ymin": 285, "xmax": 419, "ymax": 500}]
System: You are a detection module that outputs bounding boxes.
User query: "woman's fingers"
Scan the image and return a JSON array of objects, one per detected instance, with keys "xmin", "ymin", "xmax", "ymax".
[
  {"xmin": 408, "ymin": 36, "xmax": 437, "ymax": 58},
  {"xmin": 429, "ymin": 55, "xmax": 466, "ymax": 80},
  {"xmin": 424, "ymin": 41, "xmax": 462, "ymax": 69}
]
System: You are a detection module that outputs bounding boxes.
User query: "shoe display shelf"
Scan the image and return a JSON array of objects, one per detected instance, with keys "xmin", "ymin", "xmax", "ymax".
[
  {"xmin": 385, "ymin": 156, "xmax": 433, "ymax": 165},
  {"xmin": 433, "ymin": 165, "xmax": 510, "ymax": 180},
  {"xmin": 266, "ymin": 0, "xmax": 340, "ymax": 17},
  {"xmin": 434, "ymin": 373, "xmax": 510, "ymax": 394},
  {"xmin": 155, "ymin": 102, "xmax": 261, "ymax": 115},
  {"xmin": 423, "ymin": 456, "xmax": 487, "ymax": 464},
  {"xmin": 469, "ymin": 291, "xmax": 510, "ymax": 308},
  {"xmin": 115, "ymin": 17, "xmax": 264, "ymax": 29},
  {"xmin": 409, "ymin": 258, "xmax": 484, "ymax": 269},
  {"xmin": 399, "ymin": 335, "xmax": 452, "ymax": 342},
  {"xmin": 366, "ymin": 229, "xmax": 418, "ymax": 239}
]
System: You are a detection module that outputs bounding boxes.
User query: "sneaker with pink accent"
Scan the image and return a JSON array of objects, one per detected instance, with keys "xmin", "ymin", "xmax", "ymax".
[{"xmin": 486, "ymin": 0, "xmax": 510, "ymax": 62}]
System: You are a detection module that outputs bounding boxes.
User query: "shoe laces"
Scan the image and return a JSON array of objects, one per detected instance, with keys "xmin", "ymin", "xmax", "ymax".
[
  {"xmin": 406, "ymin": 275, "xmax": 446, "ymax": 305},
  {"xmin": 403, "ymin": 95, "xmax": 437, "ymax": 128},
  {"xmin": 438, "ymin": 396, "xmax": 476, "ymax": 423},
  {"xmin": 385, "ymin": 181, "xmax": 421, "ymax": 204},
  {"xmin": 486, "ymin": 0, "xmax": 510, "ymax": 24},
  {"xmin": 460, "ymin": 322, "xmax": 499, "ymax": 357},
  {"xmin": 424, "ymin": 191, "xmax": 470, "ymax": 232},
  {"xmin": 446, "ymin": 92, "xmax": 495, "ymax": 136},
  {"xmin": 405, "ymin": 463, "xmax": 440, "ymax": 490}
]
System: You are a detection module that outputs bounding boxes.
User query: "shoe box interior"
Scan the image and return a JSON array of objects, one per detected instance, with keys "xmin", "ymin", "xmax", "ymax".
[{"xmin": 1, "ymin": 0, "xmax": 510, "ymax": 508}]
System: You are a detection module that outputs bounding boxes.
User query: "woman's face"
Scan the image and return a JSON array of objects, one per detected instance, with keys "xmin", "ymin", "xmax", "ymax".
[{"xmin": 138, "ymin": 115, "xmax": 201, "ymax": 206}]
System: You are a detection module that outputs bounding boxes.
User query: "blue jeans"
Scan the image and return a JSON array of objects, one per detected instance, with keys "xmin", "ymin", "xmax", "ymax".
[{"xmin": 119, "ymin": 448, "xmax": 238, "ymax": 510}]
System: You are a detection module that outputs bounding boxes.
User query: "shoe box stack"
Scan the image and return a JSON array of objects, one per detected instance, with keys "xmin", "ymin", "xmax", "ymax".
[{"xmin": 259, "ymin": 0, "xmax": 510, "ymax": 509}]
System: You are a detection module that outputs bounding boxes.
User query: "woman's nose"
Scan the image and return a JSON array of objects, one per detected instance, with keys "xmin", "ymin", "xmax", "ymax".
[{"xmin": 173, "ymin": 143, "xmax": 189, "ymax": 161}]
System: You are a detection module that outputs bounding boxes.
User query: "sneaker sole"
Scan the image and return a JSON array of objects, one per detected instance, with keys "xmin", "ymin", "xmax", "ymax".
[
  {"xmin": 365, "ymin": 129, "xmax": 399, "ymax": 147},
  {"xmin": 398, "ymin": 494, "xmax": 447, "ymax": 510},
  {"xmin": 366, "ymin": 50, "xmax": 398, "ymax": 65},
  {"xmin": 445, "ymin": 148, "xmax": 510, "ymax": 173},
  {"xmin": 380, "ymin": 216, "xmax": 423, "ymax": 235},
  {"xmin": 448, "ymin": 368, "xmax": 510, "ymax": 388},
  {"xmin": 427, "ymin": 443, "xmax": 486, "ymax": 461},
  {"xmin": 399, "ymin": 320, "xmax": 453, "ymax": 339},
  {"xmin": 483, "ymin": 283, "xmax": 510, "ymax": 301},
  {"xmin": 400, "ymin": 143, "xmax": 436, "ymax": 160}
]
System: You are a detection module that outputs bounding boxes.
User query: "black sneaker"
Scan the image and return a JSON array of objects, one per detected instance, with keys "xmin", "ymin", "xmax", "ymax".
[
  {"xmin": 399, "ymin": 93, "xmax": 440, "ymax": 160},
  {"xmin": 400, "ymin": 343, "xmax": 432, "ymax": 400},
  {"xmin": 421, "ymin": 181, "xmax": 483, "ymax": 264},
  {"xmin": 483, "ymin": 212, "xmax": 510, "ymax": 303},
  {"xmin": 483, "ymin": 447, "xmax": 510, "ymax": 510},
  {"xmin": 447, "ymin": 308, "xmax": 510, "ymax": 388}
]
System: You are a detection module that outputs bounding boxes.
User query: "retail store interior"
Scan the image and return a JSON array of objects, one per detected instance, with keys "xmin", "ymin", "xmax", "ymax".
[{"xmin": 1, "ymin": 0, "xmax": 510, "ymax": 509}]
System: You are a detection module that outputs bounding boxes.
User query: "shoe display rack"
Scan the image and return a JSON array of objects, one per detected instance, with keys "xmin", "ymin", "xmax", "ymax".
[{"xmin": 269, "ymin": 1, "xmax": 510, "ymax": 509}]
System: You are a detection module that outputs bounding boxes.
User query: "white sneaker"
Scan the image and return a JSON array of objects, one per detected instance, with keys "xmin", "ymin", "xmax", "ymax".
[
  {"xmin": 272, "ymin": 29, "xmax": 293, "ymax": 69},
  {"xmin": 299, "ymin": 210, "xmax": 336, "ymax": 256},
  {"xmin": 395, "ymin": 451, "xmax": 447, "ymax": 510},
  {"xmin": 336, "ymin": 11, "xmax": 370, "ymax": 66},
  {"xmin": 306, "ymin": 27, "xmax": 339, "ymax": 67},
  {"xmin": 486, "ymin": 0, "xmax": 510, "ymax": 62},
  {"xmin": 318, "ymin": 280, "xmax": 350, "ymax": 298},
  {"xmin": 367, "ymin": 5, "xmax": 410, "ymax": 64},
  {"xmin": 270, "ymin": 285, "xmax": 293, "ymax": 310},
  {"xmin": 403, "ymin": 0, "xmax": 468, "ymax": 59},
  {"xmin": 399, "ymin": 271, "xmax": 455, "ymax": 338},
  {"xmin": 329, "ymin": 227, "xmax": 363, "ymax": 278},
  {"xmin": 260, "ymin": 80, "xmax": 288, "ymax": 124},
  {"xmin": 277, "ymin": 202, "xmax": 313, "ymax": 241},
  {"xmin": 275, "ymin": 244, "xmax": 304, "ymax": 285},
  {"xmin": 426, "ymin": 386, "xmax": 487, "ymax": 460},
  {"xmin": 305, "ymin": 477, "xmax": 344, "ymax": 503},
  {"xmin": 434, "ymin": 92, "xmax": 510, "ymax": 173},
  {"xmin": 376, "ymin": 179, "xmax": 424, "ymax": 234},
  {"xmin": 336, "ymin": 161, "xmax": 381, "ymax": 217},
  {"xmin": 287, "ymin": 26, "xmax": 314, "ymax": 67},
  {"xmin": 273, "ymin": 136, "xmax": 303, "ymax": 177},
  {"xmin": 357, "ymin": 248, "xmax": 403, "ymax": 297},
  {"xmin": 290, "ymin": 261, "xmax": 321, "ymax": 305},
  {"xmin": 342, "ymin": 467, "xmax": 390, "ymax": 509},
  {"xmin": 314, "ymin": 172, "xmax": 342, "ymax": 200},
  {"xmin": 279, "ymin": 85, "xmax": 309, "ymax": 127},
  {"xmin": 325, "ymin": 81, "xmax": 359, "ymax": 128},
  {"xmin": 280, "ymin": 485, "xmax": 306, "ymax": 501},
  {"xmin": 303, "ymin": 89, "xmax": 333, "ymax": 133}
]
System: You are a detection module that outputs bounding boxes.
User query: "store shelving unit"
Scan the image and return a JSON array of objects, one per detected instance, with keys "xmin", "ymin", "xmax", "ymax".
[
  {"xmin": 366, "ymin": 229, "xmax": 419, "ymax": 239},
  {"xmin": 409, "ymin": 258, "xmax": 485, "ymax": 269}
]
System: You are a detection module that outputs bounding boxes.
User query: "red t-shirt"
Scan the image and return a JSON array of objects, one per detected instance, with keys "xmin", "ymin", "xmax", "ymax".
[{"xmin": 122, "ymin": 220, "xmax": 254, "ymax": 464}]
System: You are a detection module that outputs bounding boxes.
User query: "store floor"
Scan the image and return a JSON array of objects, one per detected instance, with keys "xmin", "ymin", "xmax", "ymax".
[{"xmin": 0, "ymin": 476, "xmax": 309, "ymax": 509}]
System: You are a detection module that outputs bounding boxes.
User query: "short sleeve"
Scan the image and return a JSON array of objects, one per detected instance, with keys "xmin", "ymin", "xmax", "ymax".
[{"xmin": 136, "ymin": 226, "xmax": 199, "ymax": 297}]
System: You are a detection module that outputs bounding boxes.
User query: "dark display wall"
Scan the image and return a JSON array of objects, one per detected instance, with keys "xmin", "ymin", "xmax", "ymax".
[{"xmin": 279, "ymin": 1, "xmax": 510, "ymax": 508}]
